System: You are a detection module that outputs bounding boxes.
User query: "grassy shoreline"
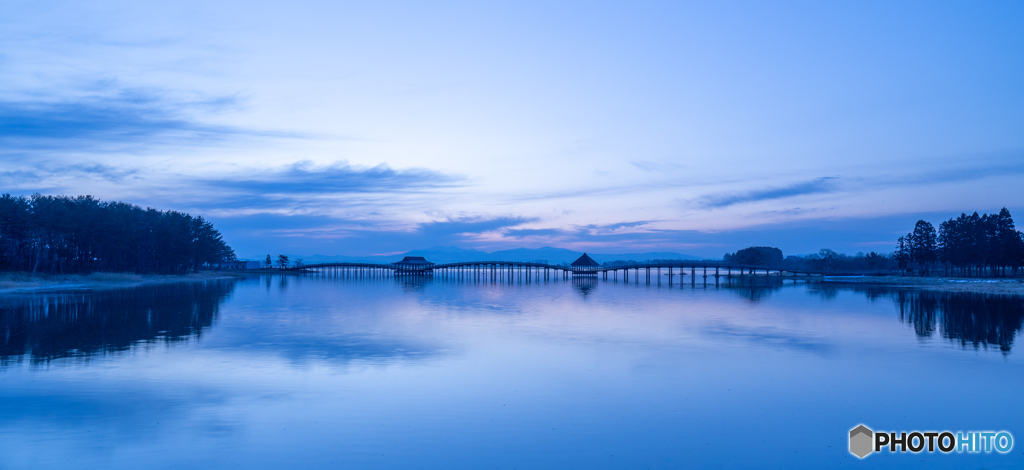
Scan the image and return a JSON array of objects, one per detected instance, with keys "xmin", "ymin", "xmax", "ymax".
[
  {"xmin": 0, "ymin": 271, "xmax": 255, "ymax": 294},
  {"xmin": 823, "ymin": 275, "xmax": 1024, "ymax": 295}
]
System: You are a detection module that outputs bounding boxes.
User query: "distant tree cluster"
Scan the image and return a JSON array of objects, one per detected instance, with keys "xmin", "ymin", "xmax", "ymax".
[
  {"xmin": 723, "ymin": 246, "xmax": 783, "ymax": 266},
  {"xmin": 601, "ymin": 259, "xmax": 640, "ymax": 267},
  {"xmin": 0, "ymin": 194, "xmax": 235, "ymax": 274},
  {"xmin": 779, "ymin": 249, "xmax": 897, "ymax": 273},
  {"xmin": 897, "ymin": 208, "xmax": 1024, "ymax": 276},
  {"xmin": 723, "ymin": 246, "xmax": 895, "ymax": 273}
]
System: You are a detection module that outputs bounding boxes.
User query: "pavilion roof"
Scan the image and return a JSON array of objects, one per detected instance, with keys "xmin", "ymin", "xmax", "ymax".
[
  {"xmin": 571, "ymin": 253, "xmax": 599, "ymax": 267},
  {"xmin": 395, "ymin": 256, "xmax": 434, "ymax": 265}
]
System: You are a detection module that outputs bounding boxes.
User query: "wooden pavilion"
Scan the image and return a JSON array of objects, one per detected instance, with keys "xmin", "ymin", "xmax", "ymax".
[
  {"xmin": 570, "ymin": 253, "xmax": 599, "ymax": 276},
  {"xmin": 393, "ymin": 256, "xmax": 435, "ymax": 274}
]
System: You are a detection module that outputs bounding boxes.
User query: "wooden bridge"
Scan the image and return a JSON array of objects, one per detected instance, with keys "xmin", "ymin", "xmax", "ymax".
[{"xmin": 283, "ymin": 260, "xmax": 826, "ymax": 285}]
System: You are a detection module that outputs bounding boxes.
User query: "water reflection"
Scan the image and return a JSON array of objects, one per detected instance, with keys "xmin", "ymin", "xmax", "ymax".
[
  {"xmin": 0, "ymin": 280, "xmax": 236, "ymax": 365},
  {"xmin": 3, "ymin": 276, "xmax": 1022, "ymax": 369},
  {"xmin": 805, "ymin": 284, "xmax": 1024, "ymax": 353},
  {"xmin": 706, "ymin": 276, "xmax": 826, "ymax": 303},
  {"xmin": 723, "ymin": 277, "xmax": 788, "ymax": 302},
  {"xmin": 3, "ymin": 275, "xmax": 1024, "ymax": 470},
  {"xmin": 395, "ymin": 275, "xmax": 431, "ymax": 292},
  {"xmin": 571, "ymin": 277, "xmax": 598, "ymax": 297},
  {"xmin": 897, "ymin": 291, "xmax": 1024, "ymax": 354}
]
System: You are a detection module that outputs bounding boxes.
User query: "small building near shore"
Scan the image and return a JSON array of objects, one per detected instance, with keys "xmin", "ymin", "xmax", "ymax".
[
  {"xmin": 394, "ymin": 256, "xmax": 435, "ymax": 274},
  {"xmin": 571, "ymin": 253, "xmax": 599, "ymax": 276},
  {"xmin": 221, "ymin": 260, "xmax": 262, "ymax": 270}
]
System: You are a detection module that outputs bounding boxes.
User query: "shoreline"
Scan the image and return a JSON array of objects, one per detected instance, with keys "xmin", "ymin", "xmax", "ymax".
[
  {"xmin": 0, "ymin": 271, "xmax": 257, "ymax": 294},
  {"xmin": 823, "ymin": 275, "xmax": 1024, "ymax": 296}
]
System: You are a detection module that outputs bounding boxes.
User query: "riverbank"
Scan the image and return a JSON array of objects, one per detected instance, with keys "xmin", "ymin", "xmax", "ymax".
[
  {"xmin": 824, "ymin": 275, "xmax": 1024, "ymax": 295},
  {"xmin": 0, "ymin": 271, "xmax": 253, "ymax": 294}
]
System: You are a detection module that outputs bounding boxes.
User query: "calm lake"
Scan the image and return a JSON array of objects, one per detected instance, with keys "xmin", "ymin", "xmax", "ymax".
[{"xmin": 2, "ymin": 274, "xmax": 1023, "ymax": 469}]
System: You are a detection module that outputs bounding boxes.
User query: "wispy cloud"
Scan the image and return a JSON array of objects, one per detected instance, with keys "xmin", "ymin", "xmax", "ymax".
[
  {"xmin": 691, "ymin": 177, "xmax": 839, "ymax": 209},
  {"xmin": 503, "ymin": 221, "xmax": 654, "ymax": 241},
  {"xmin": 64, "ymin": 163, "xmax": 140, "ymax": 182},
  {"xmin": 505, "ymin": 228, "xmax": 565, "ymax": 238},
  {"xmin": 202, "ymin": 161, "xmax": 460, "ymax": 196},
  {"xmin": 0, "ymin": 161, "xmax": 140, "ymax": 190},
  {"xmin": 580, "ymin": 220, "xmax": 652, "ymax": 231},
  {"xmin": 416, "ymin": 216, "xmax": 533, "ymax": 238},
  {"xmin": 214, "ymin": 213, "xmax": 534, "ymax": 257},
  {"xmin": 174, "ymin": 161, "xmax": 465, "ymax": 216},
  {"xmin": 0, "ymin": 157, "xmax": 464, "ymax": 221},
  {"xmin": 0, "ymin": 86, "xmax": 293, "ymax": 154},
  {"xmin": 685, "ymin": 154, "xmax": 1024, "ymax": 212},
  {"xmin": 890, "ymin": 156, "xmax": 1024, "ymax": 186},
  {"xmin": 630, "ymin": 160, "xmax": 685, "ymax": 172}
]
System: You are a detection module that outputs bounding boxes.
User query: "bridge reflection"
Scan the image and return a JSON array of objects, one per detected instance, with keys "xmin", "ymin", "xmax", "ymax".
[
  {"xmin": 2, "ymin": 276, "xmax": 1020, "ymax": 367},
  {"xmin": 572, "ymin": 276, "xmax": 598, "ymax": 297}
]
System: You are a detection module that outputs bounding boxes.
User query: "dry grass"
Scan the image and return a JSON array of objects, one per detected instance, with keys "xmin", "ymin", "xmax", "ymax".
[
  {"xmin": 85, "ymin": 272, "xmax": 145, "ymax": 282},
  {"xmin": 825, "ymin": 275, "xmax": 1024, "ymax": 295}
]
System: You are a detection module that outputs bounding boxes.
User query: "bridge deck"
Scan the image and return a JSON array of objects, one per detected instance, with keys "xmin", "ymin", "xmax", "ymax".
[{"xmin": 285, "ymin": 261, "xmax": 828, "ymax": 277}]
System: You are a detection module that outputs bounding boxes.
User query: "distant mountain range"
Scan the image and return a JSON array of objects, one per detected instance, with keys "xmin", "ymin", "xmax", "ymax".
[{"xmin": 247, "ymin": 246, "xmax": 712, "ymax": 265}]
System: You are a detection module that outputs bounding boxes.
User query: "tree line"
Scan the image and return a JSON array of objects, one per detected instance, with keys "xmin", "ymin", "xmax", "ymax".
[
  {"xmin": 0, "ymin": 194, "xmax": 235, "ymax": 274},
  {"xmin": 778, "ymin": 249, "xmax": 897, "ymax": 273},
  {"xmin": 721, "ymin": 246, "xmax": 898, "ymax": 273},
  {"xmin": 896, "ymin": 208, "xmax": 1024, "ymax": 276}
]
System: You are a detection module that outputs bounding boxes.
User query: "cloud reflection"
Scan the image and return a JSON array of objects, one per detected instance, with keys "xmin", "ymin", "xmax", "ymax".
[{"xmin": 702, "ymin": 324, "xmax": 833, "ymax": 355}]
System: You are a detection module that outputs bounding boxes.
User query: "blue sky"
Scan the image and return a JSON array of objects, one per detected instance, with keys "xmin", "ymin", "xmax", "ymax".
[{"xmin": 2, "ymin": 0, "xmax": 1022, "ymax": 258}]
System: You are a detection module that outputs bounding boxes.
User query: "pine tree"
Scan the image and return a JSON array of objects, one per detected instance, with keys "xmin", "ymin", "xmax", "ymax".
[
  {"xmin": 911, "ymin": 220, "xmax": 937, "ymax": 275},
  {"xmin": 896, "ymin": 236, "xmax": 910, "ymax": 272},
  {"xmin": 0, "ymin": 193, "xmax": 235, "ymax": 274},
  {"xmin": 908, "ymin": 209, "xmax": 1024, "ymax": 278}
]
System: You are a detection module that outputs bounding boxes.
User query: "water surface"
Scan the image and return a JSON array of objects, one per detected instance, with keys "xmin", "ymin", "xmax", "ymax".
[{"xmin": 2, "ymin": 275, "xmax": 1023, "ymax": 469}]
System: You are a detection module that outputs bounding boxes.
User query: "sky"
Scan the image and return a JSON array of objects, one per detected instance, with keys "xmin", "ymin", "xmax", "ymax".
[{"xmin": 2, "ymin": 0, "xmax": 1023, "ymax": 259}]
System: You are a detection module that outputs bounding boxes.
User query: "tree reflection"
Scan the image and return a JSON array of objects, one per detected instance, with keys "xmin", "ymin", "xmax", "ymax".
[
  {"xmin": 897, "ymin": 291, "xmax": 1024, "ymax": 354},
  {"xmin": 726, "ymin": 282, "xmax": 1024, "ymax": 353},
  {"xmin": 723, "ymin": 276, "xmax": 788, "ymax": 302},
  {"xmin": 0, "ymin": 280, "xmax": 237, "ymax": 365}
]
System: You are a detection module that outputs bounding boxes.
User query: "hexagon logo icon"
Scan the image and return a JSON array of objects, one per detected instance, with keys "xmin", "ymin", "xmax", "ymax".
[{"xmin": 849, "ymin": 425, "xmax": 874, "ymax": 458}]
